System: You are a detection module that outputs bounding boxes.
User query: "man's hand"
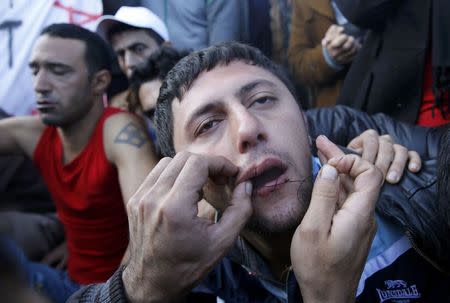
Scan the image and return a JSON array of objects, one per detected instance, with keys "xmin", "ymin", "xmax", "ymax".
[
  {"xmin": 346, "ymin": 129, "xmax": 422, "ymax": 183},
  {"xmin": 122, "ymin": 152, "xmax": 253, "ymax": 303},
  {"xmin": 41, "ymin": 241, "xmax": 68, "ymax": 270},
  {"xmin": 322, "ymin": 25, "xmax": 361, "ymax": 65},
  {"xmin": 291, "ymin": 136, "xmax": 383, "ymax": 303}
]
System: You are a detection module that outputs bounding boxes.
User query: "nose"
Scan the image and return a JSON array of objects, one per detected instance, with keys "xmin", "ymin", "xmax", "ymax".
[
  {"xmin": 235, "ymin": 108, "xmax": 266, "ymax": 154},
  {"xmin": 124, "ymin": 51, "xmax": 140, "ymax": 76},
  {"xmin": 33, "ymin": 70, "xmax": 51, "ymax": 95}
]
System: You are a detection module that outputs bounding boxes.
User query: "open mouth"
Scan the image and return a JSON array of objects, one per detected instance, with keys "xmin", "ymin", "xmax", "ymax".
[
  {"xmin": 251, "ymin": 166, "xmax": 285, "ymax": 189},
  {"xmin": 248, "ymin": 162, "xmax": 288, "ymax": 196}
]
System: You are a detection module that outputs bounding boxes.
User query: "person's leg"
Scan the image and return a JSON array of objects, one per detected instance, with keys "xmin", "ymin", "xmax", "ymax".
[
  {"xmin": 0, "ymin": 236, "xmax": 79, "ymax": 303},
  {"xmin": 0, "ymin": 211, "xmax": 64, "ymax": 260}
]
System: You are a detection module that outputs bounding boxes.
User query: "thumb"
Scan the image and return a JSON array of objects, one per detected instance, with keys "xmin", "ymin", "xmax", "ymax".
[
  {"xmin": 300, "ymin": 165, "xmax": 340, "ymax": 236},
  {"xmin": 212, "ymin": 181, "xmax": 253, "ymax": 249}
]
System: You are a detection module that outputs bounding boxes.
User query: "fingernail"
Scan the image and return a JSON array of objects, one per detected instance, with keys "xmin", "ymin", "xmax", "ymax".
[
  {"xmin": 409, "ymin": 163, "xmax": 418, "ymax": 171},
  {"xmin": 387, "ymin": 171, "xmax": 398, "ymax": 182},
  {"xmin": 321, "ymin": 164, "xmax": 338, "ymax": 180},
  {"xmin": 245, "ymin": 181, "xmax": 253, "ymax": 195}
]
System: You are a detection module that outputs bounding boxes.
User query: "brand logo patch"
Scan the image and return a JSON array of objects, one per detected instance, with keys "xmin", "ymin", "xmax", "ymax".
[{"xmin": 376, "ymin": 280, "xmax": 421, "ymax": 302}]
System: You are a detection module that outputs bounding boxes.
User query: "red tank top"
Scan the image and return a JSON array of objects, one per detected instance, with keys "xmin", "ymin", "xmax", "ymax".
[
  {"xmin": 33, "ymin": 108, "xmax": 128, "ymax": 284},
  {"xmin": 417, "ymin": 48, "xmax": 450, "ymax": 127}
]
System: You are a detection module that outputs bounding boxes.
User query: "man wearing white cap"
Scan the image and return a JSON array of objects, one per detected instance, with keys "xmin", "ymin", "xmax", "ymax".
[{"xmin": 96, "ymin": 6, "xmax": 169, "ymax": 79}]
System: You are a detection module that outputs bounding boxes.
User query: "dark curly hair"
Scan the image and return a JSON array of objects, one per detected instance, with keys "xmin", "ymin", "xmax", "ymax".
[{"xmin": 127, "ymin": 46, "xmax": 189, "ymax": 114}]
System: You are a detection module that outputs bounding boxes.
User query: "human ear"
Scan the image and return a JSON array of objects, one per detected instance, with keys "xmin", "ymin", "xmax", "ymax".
[{"xmin": 91, "ymin": 69, "xmax": 111, "ymax": 96}]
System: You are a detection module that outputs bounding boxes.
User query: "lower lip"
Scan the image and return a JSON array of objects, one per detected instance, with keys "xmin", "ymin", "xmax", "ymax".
[{"xmin": 253, "ymin": 175, "xmax": 289, "ymax": 197}]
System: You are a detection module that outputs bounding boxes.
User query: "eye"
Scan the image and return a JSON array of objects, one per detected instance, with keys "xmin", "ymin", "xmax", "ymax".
[
  {"xmin": 196, "ymin": 119, "xmax": 221, "ymax": 136},
  {"xmin": 134, "ymin": 44, "xmax": 147, "ymax": 54},
  {"xmin": 116, "ymin": 50, "xmax": 125, "ymax": 59},
  {"xmin": 51, "ymin": 67, "xmax": 68, "ymax": 76},
  {"xmin": 252, "ymin": 96, "xmax": 275, "ymax": 106},
  {"xmin": 30, "ymin": 67, "xmax": 39, "ymax": 76}
]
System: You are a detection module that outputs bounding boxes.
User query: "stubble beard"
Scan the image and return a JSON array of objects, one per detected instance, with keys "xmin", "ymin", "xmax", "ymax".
[{"xmin": 244, "ymin": 174, "xmax": 313, "ymax": 238}]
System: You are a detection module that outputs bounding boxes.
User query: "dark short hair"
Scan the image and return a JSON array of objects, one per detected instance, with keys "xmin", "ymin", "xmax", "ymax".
[
  {"xmin": 107, "ymin": 23, "xmax": 164, "ymax": 45},
  {"xmin": 155, "ymin": 42, "xmax": 299, "ymax": 157},
  {"xmin": 127, "ymin": 46, "xmax": 189, "ymax": 113},
  {"xmin": 40, "ymin": 23, "xmax": 113, "ymax": 76}
]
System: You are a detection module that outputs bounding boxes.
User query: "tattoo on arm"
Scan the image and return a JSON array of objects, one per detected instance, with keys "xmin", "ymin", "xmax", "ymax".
[{"xmin": 114, "ymin": 122, "xmax": 147, "ymax": 148}]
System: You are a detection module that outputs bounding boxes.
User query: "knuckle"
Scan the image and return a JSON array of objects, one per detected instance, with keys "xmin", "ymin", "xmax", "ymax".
[
  {"xmin": 160, "ymin": 156, "xmax": 173, "ymax": 164},
  {"xmin": 380, "ymin": 134, "xmax": 393, "ymax": 142},
  {"xmin": 393, "ymin": 144, "xmax": 407, "ymax": 154},
  {"xmin": 176, "ymin": 151, "xmax": 192, "ymax": 160},
  {"xmin": 187, "ymin": 153, "xmax": 204, "ymax": 169},
  {"xmin": 371, "ymin": 165, "xmax": 384, "ymax": 184},
  {"xmin": 365, "ymin": 129, "xmax": 379, "ymax": 136}
]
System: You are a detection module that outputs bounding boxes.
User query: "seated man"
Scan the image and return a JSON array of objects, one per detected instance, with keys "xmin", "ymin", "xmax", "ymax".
[
  {"xmin": 96, "ymin": 6, "xmax": 169, "ymax": 109},
  {"xmin": 71, "ymin": 43, "xmax": 449, "ymax": 302},
  {"xmin": 0, "ymin": 23, "xmax": 157, "ymax": 302}
]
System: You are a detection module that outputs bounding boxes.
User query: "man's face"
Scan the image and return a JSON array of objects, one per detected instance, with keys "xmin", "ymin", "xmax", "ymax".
[
  {"xmin": 172, "ymin": 61, "xmax": 312, "ymax": 235},
  {"xmin": 111, "ymin": 29, "xmax": 160, "ymax": 78},
  {"xmin": 139, "ymin": 79, "xmax": 162, "ymax": 118},
  {"xmin": 29, "ymin": 35, "xmax": 93, "ymax": 127}
]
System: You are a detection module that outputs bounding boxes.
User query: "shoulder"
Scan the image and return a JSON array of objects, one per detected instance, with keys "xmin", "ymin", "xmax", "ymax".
[
  {"xmin": 103, "ymin": 111, "xmax": 147, "ymax": 142},
  {"xmin": 102, "ymin": 112, "xmax": 154, "ymax": 162}
]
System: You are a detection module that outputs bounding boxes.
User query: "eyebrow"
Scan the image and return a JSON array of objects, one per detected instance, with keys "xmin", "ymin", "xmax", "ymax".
[
  {"xmin": 28, "ymin": 61, "xmax": 71, "ymax": 70},
  {"xmin": 185, "ymin": 79, "xmax": 278, "ymax": 131},
  {"xmin": 235, "ymin": 79, "xmax": 277, "ymax": 100},
  {"xmin": 115, "ymin": 42, "xmax": 147, "ymax": 54}
]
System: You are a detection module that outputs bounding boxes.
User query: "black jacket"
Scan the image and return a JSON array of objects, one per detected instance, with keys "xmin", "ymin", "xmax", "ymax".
[
  {"xmin": 69, "ymin": 106, "xmax": 449, "ymax": 303},
  {"xmin": 334, "ymin": 0, "xmax": 431, "ymax": 123},
  {"xmin": 307, "ymin": 105, "xmax": 449, "ymax": 273}
]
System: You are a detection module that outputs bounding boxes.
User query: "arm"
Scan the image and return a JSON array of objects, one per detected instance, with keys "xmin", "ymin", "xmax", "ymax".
[
  {"xmin": 104, "ymin": 113, "xmax": 158, "ymax": 265},
  {"xmin": 334, "ymin": 0, "xmax": 404, "ymax": 29},
  {"xmin": 0, "ymin": 116, "xmax": 43, "ymax": 157},
  {"xmin": 103, "ymin": 113, "xmax": 158, "ymax": 206},
  {"xmin": 306, "ymin": 105, "xmax": 443, "ymax": 159},
  {"xmin": 287, "ymin": 1, "xmax": 341, "ymax": 86}
]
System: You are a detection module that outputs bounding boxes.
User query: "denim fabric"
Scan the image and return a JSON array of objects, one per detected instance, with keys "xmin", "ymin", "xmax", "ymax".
[{"xmin": 0, "ymin": 236, "xmax": 80, "ymax": 303}]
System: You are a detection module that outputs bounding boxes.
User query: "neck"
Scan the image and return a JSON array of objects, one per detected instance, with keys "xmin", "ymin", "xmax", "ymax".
[
  {"xmin": 242, "ymin": 228, "xmax": 295, "ymax": 282},
  {"xmin": 58, "ymin": 98, "xmax": 104, "ymax": 164}
]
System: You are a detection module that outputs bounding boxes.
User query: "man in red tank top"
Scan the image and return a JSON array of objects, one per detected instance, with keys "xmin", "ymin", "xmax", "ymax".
[{"xmin": 0, "ymin": 23, "xmax": 157, "ymax": 303}]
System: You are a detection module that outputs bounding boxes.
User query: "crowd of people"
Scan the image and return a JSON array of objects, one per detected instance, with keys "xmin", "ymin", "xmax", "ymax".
[{"xmin": 0, "ymin": 1, "xmax": 449, "ymax": 303}]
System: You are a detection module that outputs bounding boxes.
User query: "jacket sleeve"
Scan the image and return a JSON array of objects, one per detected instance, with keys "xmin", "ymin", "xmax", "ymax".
[
  {"xmin": 334, "ymin": 0, "xmax": 405, "ymax": 29},
  {"xmin": 306, "ymin": 105, "xmax": 443, "ymax": 159},
  {"xmin": 206, "ymin": 0, "xmax": 242, "ymax": 46},
  {"xmin": 67, "ymin": 268, "xmax": 127, "ymax": 303},
  {"xmin": 287, "ymin": 0, "xmax": 340, "ymax": 86}
]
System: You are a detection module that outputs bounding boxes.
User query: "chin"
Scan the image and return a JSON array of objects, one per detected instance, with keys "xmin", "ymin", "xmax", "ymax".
[
  {"xmin": 40, "ymin": 115, "xmax": 60, "ymax": 126},
  {"xmin": 246, "ymin": 182, "xmax": 312, "ymax": 237}
]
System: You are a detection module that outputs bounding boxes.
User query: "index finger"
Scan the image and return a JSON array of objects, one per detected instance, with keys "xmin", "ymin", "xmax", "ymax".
[
  {"xmin": 172, "ymin": 154, "xmax": 239, "ymax": 204},
  {"xmin": 316, "ymin": 135, "xmax": 345, "ymax": 164}
]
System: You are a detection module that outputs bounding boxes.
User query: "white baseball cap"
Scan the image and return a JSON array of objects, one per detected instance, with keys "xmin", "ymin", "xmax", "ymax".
[{"xmin": 96, "ymin": 6, "xmax": 169, "ymax": 42}]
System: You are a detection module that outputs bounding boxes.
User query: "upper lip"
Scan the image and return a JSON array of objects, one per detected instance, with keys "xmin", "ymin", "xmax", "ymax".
[
  {"xmin": 36, "ymin": 98, "xmax": 56, "ymax": 105},
  {"xmin": 236, "ymin": 156, "xmax": 287, "ymax": 185}
]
